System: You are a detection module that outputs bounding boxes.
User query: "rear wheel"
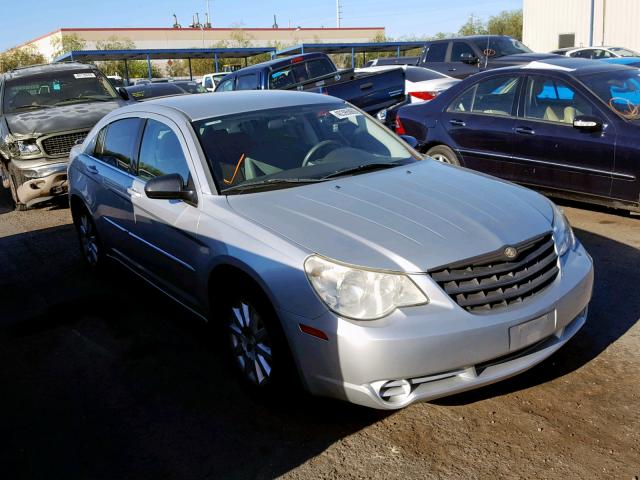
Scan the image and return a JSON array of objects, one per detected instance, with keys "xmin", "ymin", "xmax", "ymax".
[
  {"xmin": 74, "ymin": 207, "xmax": 106, "ymax": 270},
  {"xmin": 426, "ymin": 145, "xmax": 460, "ymax": 166}
]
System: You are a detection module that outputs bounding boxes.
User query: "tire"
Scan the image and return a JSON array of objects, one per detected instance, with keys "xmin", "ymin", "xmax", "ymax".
[
  {"xmin": 426, "ymin": 145, "xmax": 460, "ymax": 166},
  {"xmin": 217, "ymin": 281, "xmax": 298, "ymax": 401},
  {"xmin": 73, "ymin": 206, "xmax": 106, "ymax": 271}
]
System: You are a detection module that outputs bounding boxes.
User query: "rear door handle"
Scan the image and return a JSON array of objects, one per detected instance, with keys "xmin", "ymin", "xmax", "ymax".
[
  {"xmin": 360, "ymin": 82, "xmax": 373, "ymax": 90},
  {"xmin": 448, "ymin": 68, "xmax": 457, "ymax": 72},
  {"xmin": 515, "ymin": 126, "xmax": 535, "ymax": 135},
  {"xmin": 127, "ymin": 187, "xmax": 142, "ymax": 198},
  {"xmin": 449, "ymin": 119, "xmax": 466, "ymax": 127},
  {"xmin": 86, "ymin": 165, "xmax": 98, "ymax": 174}
]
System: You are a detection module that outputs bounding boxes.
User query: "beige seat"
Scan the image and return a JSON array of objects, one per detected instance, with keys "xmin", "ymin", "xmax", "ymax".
[{"xmin": 544, "ymin": 106, "xmax": 577, "ymax": 124}]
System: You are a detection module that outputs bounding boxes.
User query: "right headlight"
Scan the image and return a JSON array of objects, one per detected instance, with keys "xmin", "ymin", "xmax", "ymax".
[
  {"xmin": 304, "ymin": 255, "xmax": 428, "ymax": 320},
  {"xmin": 551, "ymin": 203, "xmax": 576, "ymax": 257}
]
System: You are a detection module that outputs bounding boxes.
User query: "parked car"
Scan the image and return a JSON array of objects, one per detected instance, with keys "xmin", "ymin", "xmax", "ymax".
[
  {"xmin": 68, "ymin": 90, "xmax": 593, "ymax": 409},
  {"xmin": 365, "ymin": 56, "xmax": 419, "ymax": 67},
  {"xmin": 122, "ymin": 83, "xmax": 187, "ymax": 101},
  {"xmin": 171, "ymin": 80, "xmax": 208, "ymax": 94},
  {"xmin": 214, "ymin": 52, "xmax": 406, "ymax": 115},
  {"xmin": 418, "ymin": 35, "xmax": 559, "ymax": 79},
  {"xmin": 0, "ymin": 62, "xmax": 126, "ymax": 210},
  {"xmin": 602, "ymin": 57, "xmax": 640, "ymax": 68},
  {"xmin": 201, "ymin": 72, "xmax": 228, "ymax": 92},
  {"xmin": 396, "ymin": 57, "xmax": 640, "ymax": 213},
  {"xmin": 551, "ymin": 46, "xmax": 640, "ymax": 59}
]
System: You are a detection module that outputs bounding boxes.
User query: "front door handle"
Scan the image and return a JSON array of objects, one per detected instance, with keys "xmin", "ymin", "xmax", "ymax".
[
  {"xmin": 86, "ymin": 165, "xmax": 98, "ymax": 174},
  {"xmin": 448, "ymin": 68, "xmax": 457, "ymax": 72},
  {"xmin": 449, "ymin": 119, "xmax": 466, "ymax": 127},
  {"xmin": 127, "ymin": 187, "xmax": 142, "ymax": 198},
  {"xmin": 515, "ymin": 126, "xmax": 535, "ymax": 135}
]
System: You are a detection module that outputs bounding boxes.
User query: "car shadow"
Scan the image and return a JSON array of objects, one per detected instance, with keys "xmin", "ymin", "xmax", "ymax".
[
  {"xmin": 0, "ymin": 225, "xmax": 387, "ymax": 480},
  {"xmin": 434, "ymin": 226, "xmax": 640, "ymax": 406}
]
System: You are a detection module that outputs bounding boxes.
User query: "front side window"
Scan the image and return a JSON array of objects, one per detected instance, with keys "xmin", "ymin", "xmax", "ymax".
[
  {"xmin": 216, "ymin": 78, "xmax": 234, "ymax": 92},
  {"xmin": 448, "ymin": 75, "xmax": 520, "ymax": 116},
  {"xmin": 423, "ymin": 43, "xmax": 448, "ymax": 62},
  {"xmin": 193, "ymin": 103, "xmax": 417, "ymax": 193},
  {"xmin": 204, "ymin": 77, "xmax": 213, "ymax": 89},
  {"xmin": 579, "ymin": 69, "xmax": 640, "ymax": 120},
  {"xmin": 96, "ymin": 118, "xmax": 142, "ymax": 172},
  {"xmin": 472, "ymin": 37, "xmax": 532, "ymax": 58},
  {"xmin": 137, "ymin": 119, "xmax": 190, "ymax": 183},
  {"xmin": 524, "ymin": 76, "xmax": 594, "ymax": 124},
  {"xmin": 3, "ymin": 69, "xmax": 118, "ymax": 114},
  {"xmin": 451, "ymin": 42, "xmax": 476, "ymax": 62},
  {"xmin": 236, "ymin": 73, "xmax": 258, "ymax": 91}
]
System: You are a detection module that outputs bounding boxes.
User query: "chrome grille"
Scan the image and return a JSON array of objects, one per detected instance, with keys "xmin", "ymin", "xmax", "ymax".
[
  {"xmin": 41, "ymin": 131, "xmax": 88, "ymax": 156},
  {"xmin": 429, "ymin": 233, "xmax": 559, "ymax": 313}
]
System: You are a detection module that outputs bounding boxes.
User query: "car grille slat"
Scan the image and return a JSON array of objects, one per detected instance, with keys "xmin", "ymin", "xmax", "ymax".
[
  {"xmin": 429, "ymin": 233, "xmax": 559, "ymax": 313},
  {"xmin": 41, "ymin": 131, "xmax": 88, "ymax": 156}
]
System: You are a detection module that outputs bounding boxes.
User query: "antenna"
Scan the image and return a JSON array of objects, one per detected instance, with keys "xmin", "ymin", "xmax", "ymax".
[{"xmin": 336, "ymin": 0, "xmax": 342, "ymax": 28}]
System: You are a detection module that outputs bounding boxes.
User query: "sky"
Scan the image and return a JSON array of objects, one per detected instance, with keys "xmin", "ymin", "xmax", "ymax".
[{"xmin": 0, "ymin": 0, "xmax": 522, "ymax": 51}]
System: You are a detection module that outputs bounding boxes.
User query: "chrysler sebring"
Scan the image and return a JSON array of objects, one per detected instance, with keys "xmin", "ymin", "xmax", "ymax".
[{"xmin": 68, "ymin": 91, "xmax": 593, "ymax": 409}]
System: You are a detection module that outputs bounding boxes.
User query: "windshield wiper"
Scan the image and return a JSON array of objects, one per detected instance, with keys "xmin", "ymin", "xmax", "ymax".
[
  {"xmin": 321, "ymin": 162, "xmax": 400, "ymax": 180},
  {"xmin": 12, "ymin": 103, "xmax": 53, "ymax": 111},
  {"xmin": 57, "ymin": 96, "xmax": 114, "ymax": 105},
  {"xmin": 223, "ymin": 177, "xmax": 325, "ymax": 194}
]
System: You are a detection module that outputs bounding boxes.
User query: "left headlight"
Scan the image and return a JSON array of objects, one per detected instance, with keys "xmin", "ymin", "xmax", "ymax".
[
  {"xmin": 16, "ymin": 140, "xmax": 41, "ymax": 156},
  {"xmin": 304, "ymin": 255, "xmax": 429, "ymax": 320},
  {"xmin": 552, "ymin": 203, "xmax": 575, "ymax": 257}
]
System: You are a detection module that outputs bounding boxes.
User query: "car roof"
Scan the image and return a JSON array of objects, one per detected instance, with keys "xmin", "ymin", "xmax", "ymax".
[
  {"xmin": 225, "ymin": 52, "xmax": 327, "ymax": 73},
  {"xmin": 3, "ymin": 62, "xmax": 98, "ymax": 80},
  {"xmin": 115, "ymin": 90, "xmax": 345, "ymax": 121},
  {"xmin": 490, "ymin": 56, "xmax": 637, "ymax": 75}
]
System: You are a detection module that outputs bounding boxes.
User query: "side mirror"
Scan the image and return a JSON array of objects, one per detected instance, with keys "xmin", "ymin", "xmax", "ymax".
[
  {"xmin": 144, "ymin": 173, "xmax": 197, "ymax": 204},
  {"xmin": 400, "ymin": 135, "xmax": 419, "ymax": 148},
  {"xmin": 573, "ymin": 115, "xmax": 603, "ymax": 132},
  {"xmin": 460, "ymin": 52, "xmax": 479, "ymax": 65},
  {"xmin": 117, "ymin": 87, "xmax": 130, "ymax": 101}
]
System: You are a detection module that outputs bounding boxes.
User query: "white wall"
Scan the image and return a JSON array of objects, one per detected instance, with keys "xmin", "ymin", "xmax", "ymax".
[{"xmin": 523, "ymin": 0, "xmax": 640, "ymax": 53}]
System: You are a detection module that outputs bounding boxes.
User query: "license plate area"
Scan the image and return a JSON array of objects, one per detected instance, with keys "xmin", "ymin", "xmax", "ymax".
[{"xmin": 509, "ymin": 312, "xmax": 557, "ymax": 351}]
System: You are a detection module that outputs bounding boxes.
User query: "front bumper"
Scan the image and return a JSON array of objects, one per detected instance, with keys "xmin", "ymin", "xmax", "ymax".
[
  {"xmin": 11, "ymin": 160, "xmax": 68, "ymax": 205},
  {"xmin": 281, "ymin": 241, "xmax": 593, "ymax": 409}
]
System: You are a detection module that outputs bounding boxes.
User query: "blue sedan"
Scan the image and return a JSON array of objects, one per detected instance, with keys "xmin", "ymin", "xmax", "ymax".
[{"xmin": 396, "ymin": 57, "xmax": 640, "ymax": 213}]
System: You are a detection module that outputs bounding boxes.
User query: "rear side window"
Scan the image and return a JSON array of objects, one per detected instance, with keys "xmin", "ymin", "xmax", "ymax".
[
  {"xmin": 137, "ymin": 119, "xmax": 190, "ymax": 183},
  {"xmin": 95, "ymin": 118, "xmax": 142, "ymax": 172},
  {"xmin": 269, "ymin": 58, "xmax": 335, "ymax": 89},
  {"xmin": 423, "ymin": 43, "xmax": 448, "ymax": 62},
  {"xmin": 236, "ymin": 73, "xmax": 258, "ymax": 90},
  {"xmin": 405, "ymin": 67, "xmax": 447, "ymax": 82},
  {"xmin": 451, "ymin": 42, "xmax": 476, "ymax": 62},
  {"xmin": 448, "ymin": 76, "xmax": 520, "ymax": 116}
]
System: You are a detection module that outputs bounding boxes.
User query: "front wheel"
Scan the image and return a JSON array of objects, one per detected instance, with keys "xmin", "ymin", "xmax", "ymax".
[
  {"xmin": 425, "ymin": 145, "xmax": 460, "ymax": 166},
  {"xmin": 74, "ymin": 208, "xmax": 106, "ymax": 270}
]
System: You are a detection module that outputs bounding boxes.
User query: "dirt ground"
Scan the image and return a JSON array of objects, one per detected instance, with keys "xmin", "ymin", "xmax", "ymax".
[{"xmin": 0, "ymin": 189, "xmax": 638, "ymax": 480}]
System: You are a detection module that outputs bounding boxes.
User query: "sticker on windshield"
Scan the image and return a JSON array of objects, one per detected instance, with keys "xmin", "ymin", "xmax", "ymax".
[
  {"xmin": 329, "ymin": 107, "xmax": 361, "ymax": 119},
  {"xmin": 74, "ymin": 72, "xmax": 96, "ymax": 79}
]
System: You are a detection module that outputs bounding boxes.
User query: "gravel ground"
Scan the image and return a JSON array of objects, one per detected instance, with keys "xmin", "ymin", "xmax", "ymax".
[{"xmin": 0, "ymin": 189, "xmax": 638, "ymax": 479}]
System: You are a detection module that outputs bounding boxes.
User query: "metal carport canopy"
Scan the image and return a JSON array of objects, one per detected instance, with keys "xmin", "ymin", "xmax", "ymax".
[{"xmin": 53, "ymin": 47, "xmax": 277, "ymax": 81}]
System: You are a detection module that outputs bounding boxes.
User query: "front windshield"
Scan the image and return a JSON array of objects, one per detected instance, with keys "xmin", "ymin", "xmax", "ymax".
[
  {"xmin": 3, "ymin": 70, "xmax": 118, "ymax": 113},
  {"xmin": 193, "ymin": 103, "xmax": 417, "ymax": 193},
  {"xmin": 609, "ymin": 47, "xmax": 639, "ymax": 57},
  {"xmin": 472, "ymin": 37, "xmax": 532, "ymax": 58},
  {"xmin": 580, "ymin": 70, "xmax": 640, "ymax": 120}
]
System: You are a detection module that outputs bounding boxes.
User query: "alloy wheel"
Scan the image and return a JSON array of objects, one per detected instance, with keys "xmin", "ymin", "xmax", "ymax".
[
  {"xmin": 430, "ymin": 153, "xmax": 450, "ymax": 164},
  {"xmin": 78, "ymin": 213, "xmax": 99, "ymax": 267},
  {"xmin": 228, "ymin": 301, "xmax": 273, "ymax": 386}
]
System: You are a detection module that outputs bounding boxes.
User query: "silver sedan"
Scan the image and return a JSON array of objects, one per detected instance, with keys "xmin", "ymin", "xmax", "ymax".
[{"xmin": 68, "ymin": 90, "xmax": 593, "ymax": 409}]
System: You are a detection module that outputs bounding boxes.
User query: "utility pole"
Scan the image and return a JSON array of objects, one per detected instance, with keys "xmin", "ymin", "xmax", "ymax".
[{"xmin": 336, "ymin": 0, "xmax": 342, "ymax": 28}]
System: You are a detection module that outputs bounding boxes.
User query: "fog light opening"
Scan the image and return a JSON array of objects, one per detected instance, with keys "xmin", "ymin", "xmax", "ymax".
[{"xmin": 379, "ymin": 379, "xmax": 411, "ymax": 403}]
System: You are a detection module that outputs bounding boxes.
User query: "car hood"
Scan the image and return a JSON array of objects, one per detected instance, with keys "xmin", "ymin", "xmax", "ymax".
[
  {"xmin": 226, "ymin": 161, "xmax": 554, "ymax": 272},
  {"xmin": 4, "ymin": 100, "xmax": 123, "ymax": 136}
]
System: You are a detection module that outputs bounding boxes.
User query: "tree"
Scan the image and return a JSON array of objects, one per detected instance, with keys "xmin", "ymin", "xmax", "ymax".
[
  {"xmin": 487, "ymin": 10, "xmax": 523, "ymax": 41},
  {"xmin": 458, "ymin": 14, "xmax": 488, "ymax": 36},
  {"xmin": 94, "ymin": 36, "xmax": 161, "ymax": 79},
  {"xmin": 51, "ymin": 33, "xmax": 86, "ymax": 59},
  {"xmin": 0, "ymin": 46, "xmax": 46, "ymax": 73}
]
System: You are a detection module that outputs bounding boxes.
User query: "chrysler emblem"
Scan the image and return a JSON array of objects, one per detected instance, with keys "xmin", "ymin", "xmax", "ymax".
[{"xmin": 504, "ymin": 246, "xmax": 518, "ymax": 259}]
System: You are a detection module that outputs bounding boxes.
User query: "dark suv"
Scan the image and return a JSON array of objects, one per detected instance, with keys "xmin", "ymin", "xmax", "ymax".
[
  {"xmin": 0, "ymin": 62, "xmax": 125, "ymax": 210},
  {"xmin": 418, "ymin": 35, "xmax": 558, "ymax": 78}
]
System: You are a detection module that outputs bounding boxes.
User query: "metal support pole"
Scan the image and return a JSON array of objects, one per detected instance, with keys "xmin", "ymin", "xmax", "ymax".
[
  {"xmin": 351, "ymin": 47, "xmax": 355, "ymax": 68},
  {"xmin": 146, "ymin": 54, "xmax": 152, "ymax": 80},
  {"xmin": 244, "ymin": 57, "xmax": 248, "ymax": 67},
  {"xmin": 188, "ymin": 58, "xmax": 193, "ymax": 80},
  {"xmin": 214, "ymin": 52, "xmax": 219, "ymax": 73},
  {"xmin": 124, "ymin": 59, "xmax": 130, "ymax": 86},
  {"xmin": 589, "ymin": 0, "xmax": 595, "ymax": 46},
  {"xmin": 397, "ymin": 46, "xmax": 401, "ymax": 58}
]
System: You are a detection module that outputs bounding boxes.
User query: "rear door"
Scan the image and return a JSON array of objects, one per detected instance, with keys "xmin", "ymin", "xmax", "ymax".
[
  {"xmin": 511, "ymin": 73, "xmax": 614, "ymax": 198},
  {"xmin": 440, "ymin": 74, "xmax": 522, "ymax": 180}
]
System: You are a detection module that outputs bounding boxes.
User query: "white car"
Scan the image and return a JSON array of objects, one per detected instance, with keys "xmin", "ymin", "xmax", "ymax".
[
  {"xmin": 550, "ymin": 46, "xmax": 640, "ymax": 59},
  {"xmin": 356, "ymin": 65, "xmax": 459, "ymax": 103},
  {"xmin": 201, "ymin": 72, "xmax": 229, "ymax": 92}
]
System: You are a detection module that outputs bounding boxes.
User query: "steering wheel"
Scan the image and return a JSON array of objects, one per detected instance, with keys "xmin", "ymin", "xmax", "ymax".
[{"xmin": 302, "ymin": 140, "xmax": 344, "ymax": 167}]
